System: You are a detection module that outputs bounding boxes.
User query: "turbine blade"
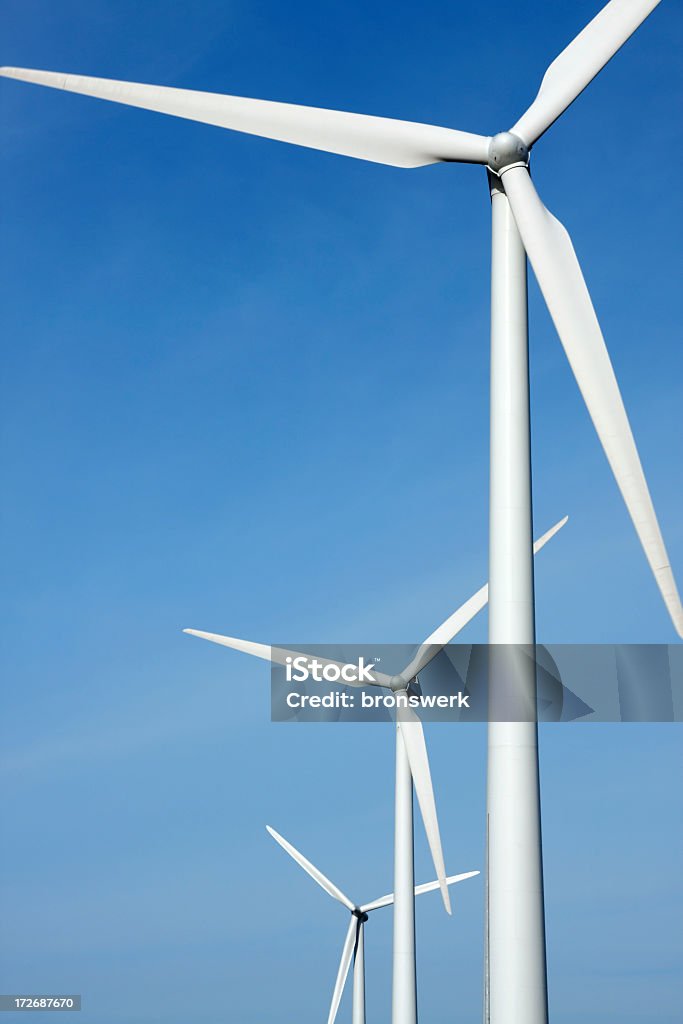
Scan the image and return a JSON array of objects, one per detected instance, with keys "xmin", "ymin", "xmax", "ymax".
[
  {"xmin": 396, "ymin": 516, "xmax": 568, "ymax": 682},
  {"xmin": 359, "ymin": 870, "xmax": 480, "ymax": 913},
  {"xmin": 397, "ymin": 710, "xmax": 451, "ymax": 914},
  {"xmin": 266, "ymin": 826, "xmax": 355, "ymax": 912},
  {"xmin": 502, "ymin": 165, "xmax": 683, "ymax": 638},
  {"xmin": 184, "ymin": 630, "xmax": 277, "ymax": 664},
  {"xmin": 183, "ymin": 629, "xmax": 393, "ymax": 687},
  {"xmin": 532, "ymin": 516, "xmax": 570, "ymax": 554},
  {"xmin": 511, "ymin": 0, "xmax": 663, "ymax": 145},
  {"xmin": 413, "ymin": 870, "xmax": 480, "ymax": 899},
  {"xmin": 328, "ymin": 916, "xmax": 358, "ymax": 1024},
  {"xmin": 0, "ymin": 67, "xmax": 490, "ymax": 168}
]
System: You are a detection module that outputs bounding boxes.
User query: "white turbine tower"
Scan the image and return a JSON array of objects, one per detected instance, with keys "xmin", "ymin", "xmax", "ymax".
[
  {"xmin": 3, "ymin": 4, "xmax": 680, "ymax": 1021},
  {"xmin": 266, "ymin": 825, "xmax": 479, "ymax": 1024},
  {"xmin": 184, "ymin": 516, "xmax": 567, "ymax": 1023}
]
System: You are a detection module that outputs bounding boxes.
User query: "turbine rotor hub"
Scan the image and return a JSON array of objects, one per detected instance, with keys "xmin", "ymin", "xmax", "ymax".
[
  {"xmin": 487, "ymin": 132, "xmax": 529, "ymax": 174},
  {"xmin": 389, "ymin": 675, "xmax": 408, "ymax": 693},
  {"xmin": 353, "ymin": 909, "xmax": 369, "ymax": 922}
]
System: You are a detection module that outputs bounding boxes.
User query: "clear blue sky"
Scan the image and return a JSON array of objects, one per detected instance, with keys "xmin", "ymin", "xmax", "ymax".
[{"xmin": 1, "ymin": 1, "xmax": 681, "ymax": 1021}]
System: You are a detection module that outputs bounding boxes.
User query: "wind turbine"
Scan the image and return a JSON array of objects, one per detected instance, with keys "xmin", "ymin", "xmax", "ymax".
[
  {"xmin": 184, "ymin": 516, "xmax": 567, "ymax": 1023},
  {"xmin": 2, "ymin": 3, "xmax": 680, "ymax": 1021},
  {"xmin": 266, "ymin": 825, "xmax": 479, "ymax": 1024}
]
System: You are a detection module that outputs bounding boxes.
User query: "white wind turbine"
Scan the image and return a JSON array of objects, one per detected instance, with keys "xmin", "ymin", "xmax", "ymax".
[
  {"xmin": 3, "ymin": 4, "xmax": 680, "ymax": 1021},
  {"xmin": 184, "ymin": 516, "xmax": 567, "ymax": 1023},
  {"xmin": 266, "ymin": 825, "xmax": 479, "ymax": 1024}
]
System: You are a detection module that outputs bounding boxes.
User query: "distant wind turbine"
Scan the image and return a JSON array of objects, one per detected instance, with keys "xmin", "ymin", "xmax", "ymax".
[
  {"xmin": 185, "ymin": 515, "xmax": 567, "ymax": 1022},
  {"xmin": 266, "ymin": 825, "xmax": 479, "ymax": 1024}
]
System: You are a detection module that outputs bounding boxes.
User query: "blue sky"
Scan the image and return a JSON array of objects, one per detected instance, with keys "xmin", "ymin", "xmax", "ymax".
[{"xmin": 0, "ymin": 1, "xmax": 681, "ymax": 1021}]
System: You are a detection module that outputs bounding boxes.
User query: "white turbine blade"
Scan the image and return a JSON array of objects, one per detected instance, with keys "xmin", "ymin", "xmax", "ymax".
[
  {"xmin": 266, "ymin": 826, "xmax": 355, "ymax": 912},
  {"xmin": 396, "ymin": 515, "xmax": 569, "ymax": 683},
  {"xmin": 360, "ymin": 870, "xmax": 480, "ymax": 913},
  {"xmin": 502, "ymin": 165, "xmax": 683, "ymax": 638},
  {"xmin": 511, "ymin": 0, "xmax": 662, "ymax": 146},
  {"xmin": 0, "ymin": 67, "xmax": 490, "ymax": 168},
  {"xmin": 328, "ymin": 916, "xmax": 358, "ymax": 1024},
  {"xmin": 532, "ymin": 515, "xmax": 570, "ymax": 556},
  {"xmin": 396, "ymin": 709, "xmax": 451, "ymax": 914},
  {"xmin": 413, "ymin": 870, "xmax": 480, "ymax": 899},
  {"xmin": 183, "ymin": 629, "xmax": 393, "ymax": 688},
  {"xmin": 184, "ymin": 629, "xmax": 278, "ymax": 663}
]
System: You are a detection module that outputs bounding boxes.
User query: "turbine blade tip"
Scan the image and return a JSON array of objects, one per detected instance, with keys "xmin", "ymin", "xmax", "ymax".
[
  {"xmin": 266, "ymin": 825, "xmax": 286, "ymax": 845},
  {"xmin": 0, "ymin": 67, "xmax": 29, "ymax": 80}
]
